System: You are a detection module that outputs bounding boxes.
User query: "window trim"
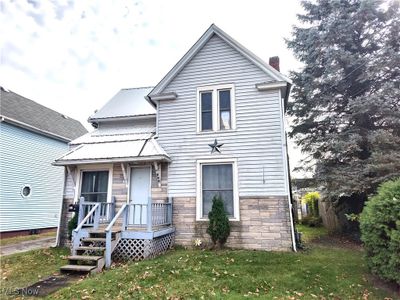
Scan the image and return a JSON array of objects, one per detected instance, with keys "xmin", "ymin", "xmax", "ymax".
[
  {"xmin": 196, "ymin": 158, "xmax": 239, "ymax": 221},
  {"xmin": 74, "ymin": 164, "xmax": 113, "ymax": 204},
  {"xmin": 197, "ymin": 84, "xmax": 236, "ymax": 133}
]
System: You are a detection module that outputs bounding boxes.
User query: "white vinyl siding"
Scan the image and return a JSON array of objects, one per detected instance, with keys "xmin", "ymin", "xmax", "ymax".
[{"xmin": 157, "ymin": 34, "xmax": 287, "ymax": 197}]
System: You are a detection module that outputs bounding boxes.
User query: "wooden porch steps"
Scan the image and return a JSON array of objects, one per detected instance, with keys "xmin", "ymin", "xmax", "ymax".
[
  {"xmin": 60, "ymin": 230, "xmax": 120, "ymax": 275},
  {"xmin": 76, "ymin": 246, "xmax": 105, "ymax": 252},
  {"xmin": 60, "ymin": 264, "xmax": 97, "ymax": 273},
  {"xmin": 68, "ymin": 255, "xmax": 103, "ymax": 261},
  {"xmin": 81, "ymin": 237, "xmax": 106, "ymax": 243}
]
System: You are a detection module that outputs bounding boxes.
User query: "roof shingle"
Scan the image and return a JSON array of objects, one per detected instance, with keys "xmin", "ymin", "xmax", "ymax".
[{"xmin": 0, "ymin": 87, "xmax": 87, "ymax": 141}]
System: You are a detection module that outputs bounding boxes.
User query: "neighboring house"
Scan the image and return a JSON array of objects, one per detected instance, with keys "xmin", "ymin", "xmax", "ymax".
[
  {"xmin": 0, "ymin": 87, "xmax": 87, "ymax": 238},
  {"xmin": 54, "ymin": 25, "xmax": 296, "ymax": 273}
]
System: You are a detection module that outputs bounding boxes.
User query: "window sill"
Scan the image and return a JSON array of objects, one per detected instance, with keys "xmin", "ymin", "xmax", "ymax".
[
  {"xmin": 196, "ymin": 129, "xmax": 237, "ymax": 135},
  {"xmin": 196, "ymin": 217, "xmax": 240, "ymax": 222}
]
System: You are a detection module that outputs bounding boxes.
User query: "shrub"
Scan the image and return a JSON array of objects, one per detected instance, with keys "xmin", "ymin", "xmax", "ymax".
[
  {"xmin": 302, "ymin": 191, "xmax": 320, "ymax": 217},
  {"xmin": 359, "ymin": 178, "xmax": 400, "ymax": 284},
  {"xmin": 67, "ymin": 213, "xmax": 78, "ymax": 240},
  {"xmin": 207, "ymin": 195, "xmax": 230, "ymax": 248}
]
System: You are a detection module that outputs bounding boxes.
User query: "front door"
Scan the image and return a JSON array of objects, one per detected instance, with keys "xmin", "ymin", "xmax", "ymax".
[{"xmin": 129, "ymin": 166, "xmax": 151, "ymax": 225}]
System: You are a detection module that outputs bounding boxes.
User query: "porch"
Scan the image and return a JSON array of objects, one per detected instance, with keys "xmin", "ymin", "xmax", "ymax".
[{"xmin": 61, "ymin": 197, "xmax": 174, "ymax": 274}]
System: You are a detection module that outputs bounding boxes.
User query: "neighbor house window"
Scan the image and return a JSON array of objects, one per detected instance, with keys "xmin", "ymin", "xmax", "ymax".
[
  {"xmin": 80, "ymin": 171, "xmax": 109, "ymax": 202},
  {"xmin": 21, "ymin": 185, "xmax": 32, "ymax": 198},
  {"xmin": 198, "ymin": 84, "xmax": 235, "ymax": 132},
  {"xmin": 197, "ymin": 159, "xmax": 239, "ymax": 220}
]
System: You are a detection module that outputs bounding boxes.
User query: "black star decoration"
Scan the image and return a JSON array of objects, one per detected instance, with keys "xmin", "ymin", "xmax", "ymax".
[{"xmin": 208, "ymin": 139, "xmax": 224, "ymax": 153}]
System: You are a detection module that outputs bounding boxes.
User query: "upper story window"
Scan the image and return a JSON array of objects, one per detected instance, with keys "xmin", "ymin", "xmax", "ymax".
[
  {"xmin": 198, "ymin": 84, "xmax": 235, "ymax": 132},
  {"xmin": 200, "ymin": 91, "xmax": 213, "ymax": 131}
]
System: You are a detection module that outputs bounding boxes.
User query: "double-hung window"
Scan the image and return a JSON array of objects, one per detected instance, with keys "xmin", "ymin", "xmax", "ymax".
[
  {"xmin": 80, "ymin": 171, "xmax": 109, "ymax": 203},
  {"xmin": 197, "ymin": 159, "xmax": 239, "ymax": 221},
  {"xmin": 198, "ymin": 84, "xmax": 235, "ymax": 132}
]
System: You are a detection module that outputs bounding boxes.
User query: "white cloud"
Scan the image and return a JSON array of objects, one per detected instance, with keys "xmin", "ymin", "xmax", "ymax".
[{"xmin": 0, "ymin": 0, "xmax": 306, "ymax": 176}]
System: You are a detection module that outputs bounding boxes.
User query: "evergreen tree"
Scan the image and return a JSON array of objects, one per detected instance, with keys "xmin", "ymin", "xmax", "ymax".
[
  {"xmin": 287, "ymin": 0, "xmax": 400, "ymax": 197},
  {"xmin": 207, "ymin": 195, "xmax": 230, "ymax": 248}
]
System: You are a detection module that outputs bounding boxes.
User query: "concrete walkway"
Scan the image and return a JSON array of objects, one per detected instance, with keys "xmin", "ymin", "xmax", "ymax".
[{"xmin": 0, "ymin": 237, "xmax": 56, "ymax": 256}]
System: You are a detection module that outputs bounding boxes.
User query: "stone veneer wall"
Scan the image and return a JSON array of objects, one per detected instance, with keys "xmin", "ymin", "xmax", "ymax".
[
  {"xmin": 58, "ymin": 169, "xmax": 75, "ymax": 247},
  {"xmin": 172, "ymin": 196, "xmax": 293, "ymax": 251}
]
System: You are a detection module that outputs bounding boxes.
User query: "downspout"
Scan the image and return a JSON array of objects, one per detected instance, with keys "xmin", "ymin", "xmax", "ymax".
[{"xmin": 279, "ymin": 88, "xmax": 297, "ymax": 252}]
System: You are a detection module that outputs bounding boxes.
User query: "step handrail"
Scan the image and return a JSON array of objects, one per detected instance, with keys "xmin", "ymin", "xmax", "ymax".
[
  {"xmin": 105, "ymin": 203, "xmax": 128, "ymax": 233},
  {"xmin": 105, "ymin": 203, "xmax": 128, "ymax": 268},
  {"xmin": 74, "ymin": 203, "xmax": 100, "ymax": 233}
]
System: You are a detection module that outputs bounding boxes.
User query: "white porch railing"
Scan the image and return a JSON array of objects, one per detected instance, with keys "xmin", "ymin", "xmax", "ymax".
[
  {"xmin": 104, "ymin": 197, "xmax": 172, "ymax": 268},
  {"xmin": 72, "ymin": 197, "xmax": 116, "ymax": 254}
]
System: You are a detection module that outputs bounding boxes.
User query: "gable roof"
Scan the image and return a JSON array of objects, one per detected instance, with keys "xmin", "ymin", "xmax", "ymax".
[
  {"xmin": 148, "ymin": 24, "xmax": 292, "ymax": 98},
  {"xmin": 0, "ymin": 87, "xmax": 87, "ymax": 142},
  {"xmin": 89, "ymin": 87, "xmax": 155, "ymax": 122}
]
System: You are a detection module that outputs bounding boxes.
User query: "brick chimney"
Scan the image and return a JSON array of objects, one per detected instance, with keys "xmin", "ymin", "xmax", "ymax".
[{"xmin": 269, "ymin": 56, "xmax": 280, "ymax": 72}]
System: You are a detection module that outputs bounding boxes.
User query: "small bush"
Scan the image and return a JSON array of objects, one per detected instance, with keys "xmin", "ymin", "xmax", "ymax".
[
  {"xmin": 300, "ymin": 216, "xmax": 322, "ymax": 227},
  {"xmin": 359, "ymin": 178, "xmax": 400, "ymax": 284},
  {"xmin": 67, "ymin": 213, "xmax": 78, "ymax": 240},
  {"xmin": 207, "ymin": 195, "xmax": 230, "ymax": 248}
]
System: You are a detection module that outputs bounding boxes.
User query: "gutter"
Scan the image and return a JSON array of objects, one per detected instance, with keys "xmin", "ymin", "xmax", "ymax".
[{"xmin": 88, "ymin": 114, "xmax": 156, "ymax": 124}]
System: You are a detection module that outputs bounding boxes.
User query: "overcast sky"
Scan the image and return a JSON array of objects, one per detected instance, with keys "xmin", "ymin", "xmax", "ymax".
[{"xmin": 0, "ymin": 0, "xmax": 308, "ymax": 176}]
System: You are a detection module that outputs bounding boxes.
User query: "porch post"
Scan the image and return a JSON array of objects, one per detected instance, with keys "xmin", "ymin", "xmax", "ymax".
[
  {"xmin": 93, "ymin": 204, "xmax": 101, "ymax": 230},
  {"xmin": 147, "ymin": 197, "xmax": 152, "ymax": 232},
  {"xmin": 78, "ymin": 196, "xmax": 84, "ymax": 224},
  {"xmin": 168, "ymin": 196, "xmax": 173, "ymax": 225},
  {"xmin": 105, "ymin": 230, "xmax": 112, "ymax": 268}
]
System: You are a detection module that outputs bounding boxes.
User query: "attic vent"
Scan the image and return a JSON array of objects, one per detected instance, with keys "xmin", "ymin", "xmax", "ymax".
[{"xmin": 61, "ymin": 114, "xmax": 69, "ymax": 119}]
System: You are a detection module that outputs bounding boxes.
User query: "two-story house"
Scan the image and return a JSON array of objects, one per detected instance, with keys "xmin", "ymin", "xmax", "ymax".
[{"xmin": 54, "ymin": 25, "xmax": 296, "ymax": 274}]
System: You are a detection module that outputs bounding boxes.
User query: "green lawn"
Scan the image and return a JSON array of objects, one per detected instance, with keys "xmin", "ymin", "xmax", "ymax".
[
  {"xmin": 1, "ymin": 227, "xmax": 397, "ymax": 299},
  {"xmin": 296, "ymin": 224, "xmax": 329, "ymax": 243},
  {"xmin": 0, "ymin": 247, "xmax": 69, "ymax": 299}
]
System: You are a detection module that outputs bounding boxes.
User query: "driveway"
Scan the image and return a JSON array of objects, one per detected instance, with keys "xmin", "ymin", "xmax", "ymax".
[{"xmin": 0, "ymin": 237, "xmax": 56, "ymax": 256}]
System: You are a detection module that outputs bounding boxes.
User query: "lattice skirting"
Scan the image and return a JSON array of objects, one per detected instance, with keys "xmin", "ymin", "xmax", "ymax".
[{"xmin": 112, "ymin": 233, "xmax": 174, "ymax": 262}]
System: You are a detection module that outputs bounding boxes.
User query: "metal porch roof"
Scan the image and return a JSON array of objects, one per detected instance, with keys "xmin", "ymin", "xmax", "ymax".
[{"xmin": 54, "ymin": 137, "xmax": 169, "ymax": 165}]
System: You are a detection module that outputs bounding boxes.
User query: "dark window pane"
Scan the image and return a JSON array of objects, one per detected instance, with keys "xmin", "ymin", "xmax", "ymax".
[
  {"xmin": 219, "ymin": 191, "xmax": 234, "ymax": 216},
  {"xmin": 201, "ymin": 112, "xmax": 212, "ymax": 130},
  {"xmin": 203, "ymin": 165, "xmax": 233, "ymax": 189},
  {"xmin": 80, "ymin": 171, "xmax": 109, "ymax": 202},
  {"xmin": 219, "ymin": 90, "xmax": 231, "ymax": 110},
  {"xmin": 202, "ymin": 164, "xmax": 233, "ymax": 218},
  {"xmin": 203, "ymin": 191, "xmax": 218, "ymax": 217},
  {"xmin": 81, "ymin": 172, "xmax": 95, "ymax": 193},
  {"xmin": 202, "ymin": 190, "xmax": 234, "ymax": 217},
  {"xmin": 201, "ymin": 91, "xmax": 213, "ymax": 131},
  {"xmin": 201, "ymin": 92, "xmax": 212, "ymax": 111},
  {"xmin": 96, "ymin": 172, "xmax": 109, "ymax": 193}
]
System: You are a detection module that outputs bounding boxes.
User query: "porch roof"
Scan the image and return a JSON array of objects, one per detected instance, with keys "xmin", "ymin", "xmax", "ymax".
[{"xmin": 53, "ymin": 137, "xmax": 170, "ymax": 165}]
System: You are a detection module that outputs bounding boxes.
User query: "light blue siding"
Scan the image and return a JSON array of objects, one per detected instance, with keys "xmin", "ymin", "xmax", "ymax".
[{"xmin": 0, "ymin": 122, "xmax": 67, "ymax": 232}]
